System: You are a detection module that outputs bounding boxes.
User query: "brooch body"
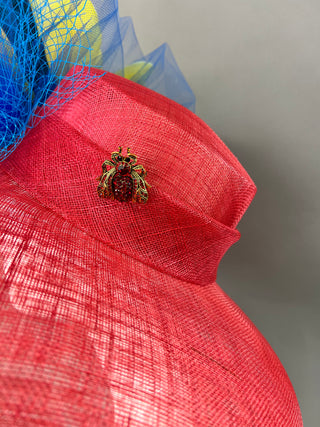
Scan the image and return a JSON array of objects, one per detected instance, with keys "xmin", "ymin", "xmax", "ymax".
[{"xmin": 97, "ymin": 147, "xmax": 150, "ymax": 203}]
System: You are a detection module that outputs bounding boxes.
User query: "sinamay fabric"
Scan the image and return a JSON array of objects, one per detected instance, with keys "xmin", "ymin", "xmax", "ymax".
[{"xmin": 0, "ymin": 67, "xmax": 302, "ymax": 426}]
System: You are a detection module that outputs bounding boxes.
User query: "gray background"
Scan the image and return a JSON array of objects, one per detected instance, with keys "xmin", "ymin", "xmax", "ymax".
[{"xmin": 119, "ymin": 1, "xmax": 319, "ymax": 425}]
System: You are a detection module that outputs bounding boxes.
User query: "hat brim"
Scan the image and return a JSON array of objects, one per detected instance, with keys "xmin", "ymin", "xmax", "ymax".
[{"xmin": 0, "ymin": 69, "xmax": 302, "ymax": 425}]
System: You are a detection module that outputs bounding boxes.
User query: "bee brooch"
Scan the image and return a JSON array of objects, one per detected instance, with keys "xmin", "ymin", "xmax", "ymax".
[{"xmin": 97, "ymin": 147, "xmax": 150, "ymax": 203}]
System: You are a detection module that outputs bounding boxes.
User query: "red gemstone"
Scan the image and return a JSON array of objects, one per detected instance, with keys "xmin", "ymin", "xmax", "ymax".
[{"xmin": 112, "ymin": 172, "xmax": 133, "ymax": 202}]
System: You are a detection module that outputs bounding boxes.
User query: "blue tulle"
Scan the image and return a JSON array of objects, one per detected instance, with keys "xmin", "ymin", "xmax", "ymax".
[
  {"xmin": 0, "ymin": 0, "xmax": 195, "ymax": 161},
  {"xmin": 116, "ymin": 16, "xmax": 195, "ymax": 111}
]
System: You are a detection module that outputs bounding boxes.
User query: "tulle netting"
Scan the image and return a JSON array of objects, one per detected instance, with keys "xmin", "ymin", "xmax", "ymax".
[{"xmin": 0, "ymin": 0, "xmax": 195, "ymax": 161}]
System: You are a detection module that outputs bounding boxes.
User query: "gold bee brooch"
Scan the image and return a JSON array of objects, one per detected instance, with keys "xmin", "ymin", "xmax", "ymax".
[{"xmin": 97, "ymin": 147, "xmax": 150, "ymax": 203}]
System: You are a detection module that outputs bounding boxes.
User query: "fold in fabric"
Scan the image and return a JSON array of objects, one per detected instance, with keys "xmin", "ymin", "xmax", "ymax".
[{"xmin": 0, "ymin": 0, "xmax": 195, "ymax": 161}]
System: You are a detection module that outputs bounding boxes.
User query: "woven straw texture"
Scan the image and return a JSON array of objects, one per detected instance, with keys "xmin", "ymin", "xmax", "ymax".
[{"xmin": 0, "ymin": 68, "xmax": 302, "ymax": 426}]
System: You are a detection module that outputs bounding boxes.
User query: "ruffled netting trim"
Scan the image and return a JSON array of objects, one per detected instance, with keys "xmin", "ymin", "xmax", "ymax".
[{"xmin": 0, "ymin": 0, "xmax": 195, "ymax": 161}]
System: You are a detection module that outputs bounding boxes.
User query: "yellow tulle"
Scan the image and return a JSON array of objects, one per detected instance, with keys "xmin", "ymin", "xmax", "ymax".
[
  {"xmin": 30, "ymin": 0, "xmax": 102, "ymax": 65},
  {"xmin": 117, "ymin": 61, "xmax": 153, "ymax": 82}
]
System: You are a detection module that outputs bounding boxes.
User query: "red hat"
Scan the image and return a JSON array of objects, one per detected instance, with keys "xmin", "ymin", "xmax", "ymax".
[{"xmin": 0, "ymin": 67, "xmax": 302, "ymax": 426}]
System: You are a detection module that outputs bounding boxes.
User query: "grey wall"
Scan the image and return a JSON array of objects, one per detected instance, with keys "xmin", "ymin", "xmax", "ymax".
[{"xmin": 119, "ymin": 1, "xmax": 320, "ymax": 425}]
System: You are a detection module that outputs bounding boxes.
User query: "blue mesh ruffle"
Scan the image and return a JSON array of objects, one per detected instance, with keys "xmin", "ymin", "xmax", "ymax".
[{"xmin": 0, "ymin": 0, "xmax": 195, "ymax": 161}]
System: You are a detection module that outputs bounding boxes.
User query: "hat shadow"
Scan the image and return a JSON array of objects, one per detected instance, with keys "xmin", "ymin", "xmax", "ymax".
[{"xmin": 217, "ymin": 136, "xmax": 314, "ymax": 304}]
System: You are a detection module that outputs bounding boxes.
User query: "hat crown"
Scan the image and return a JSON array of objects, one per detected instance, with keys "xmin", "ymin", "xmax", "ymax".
[{"xmin": 1, "ymin": 68, "xmax": 256, "ymax": 285}]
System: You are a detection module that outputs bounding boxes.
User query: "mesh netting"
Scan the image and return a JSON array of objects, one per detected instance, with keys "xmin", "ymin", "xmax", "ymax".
[
  {"xmin": 0, "ymin": 0, "xmax": 195, "ymax": 161},
  {"xmin": 0, "ymin": 0, "xmax": 103, "ymax": 161},
  {"xmin": 0, "ymin": 67, "xmax": 302, "ymax": 426}
]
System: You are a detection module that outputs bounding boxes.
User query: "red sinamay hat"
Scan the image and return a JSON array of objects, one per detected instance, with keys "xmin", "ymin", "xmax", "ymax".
[{"xmin": 0, "ymin": 67, "xmax": 302, "ymax": 426}]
